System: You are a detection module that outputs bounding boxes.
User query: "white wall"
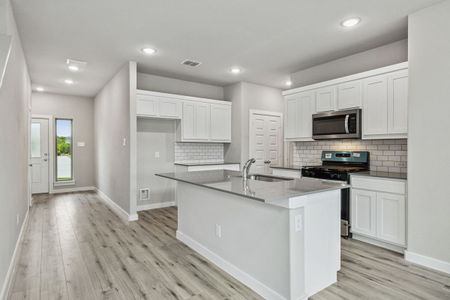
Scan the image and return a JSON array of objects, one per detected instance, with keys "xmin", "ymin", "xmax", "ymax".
[
  {"xmin": 0, "ymin": 0, "xmax": 31, "ymax": 297},
  {"xmin": 224, "ymin": 82, "xmax": 283, "ymax": 165},
  {"xmin": 137, "ymin": 72, "xmax": 225, "ymax": 100},
  {"xmin": 94, "ymin": 62, "xmax": 137, "ymax": 216},
  {"xmin": 137, "ymin": 118, "xmax": 176, "ymax": 208},
  {"xmin": 290, "ymin": 39, "xmax": 408, "ymax": 88},
  {"xmin": 407, "ymin": 0, "xmax": 450, "ymax": 271},
  {"xmin": 32, "ymin": 92, "xmax": 95, "ymax": 190}
]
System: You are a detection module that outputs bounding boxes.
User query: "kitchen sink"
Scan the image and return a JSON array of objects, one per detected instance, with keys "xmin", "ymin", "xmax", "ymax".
[{"xmin": 246, "ymin": 174, "xmax": 294, "ymax": 182}]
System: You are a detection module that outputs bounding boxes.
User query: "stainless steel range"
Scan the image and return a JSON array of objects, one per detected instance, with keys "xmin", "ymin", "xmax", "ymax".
[{"xmin": 301, "ymin": 151, "xmax": 370, "ymax": 238}]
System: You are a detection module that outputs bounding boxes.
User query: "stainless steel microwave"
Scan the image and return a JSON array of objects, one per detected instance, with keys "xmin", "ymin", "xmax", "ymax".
[{"xmin": 312, "ymin": 109, "xmax": 361, "ymax": 140}]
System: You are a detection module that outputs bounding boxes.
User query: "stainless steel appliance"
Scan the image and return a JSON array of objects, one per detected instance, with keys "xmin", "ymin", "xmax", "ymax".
[
  {"xmin": 312, "ymin": 109, "xmax": 361, "ymax": 140},
  {"xmin": 301, "ymin": 151, "xmax": 369, "ymax": 238}
]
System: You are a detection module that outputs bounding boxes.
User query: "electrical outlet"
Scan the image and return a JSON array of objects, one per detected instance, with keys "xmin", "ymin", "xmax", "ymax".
[
  {"xmin": 294, "ymin": 215, "xmax": 302, "ymax": 232},
  {"xmin": 215, "ymin": 224, "xmax": 222, "ymax": 238},
  {"xmin": 16, "ymin": 214, "xmax": 19, "ymax": 226},
  {"xmin": 140, "ymin": 188, "xmax": 150, "ymax": 201}
]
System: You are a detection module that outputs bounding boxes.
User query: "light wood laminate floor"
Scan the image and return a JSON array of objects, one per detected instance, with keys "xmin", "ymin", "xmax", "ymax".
[{"xmin": 8, "ymin": 192, "xmax": 450, "ymax": 300}]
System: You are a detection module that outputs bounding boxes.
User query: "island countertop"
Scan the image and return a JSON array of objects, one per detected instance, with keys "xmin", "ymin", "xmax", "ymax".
[{"xmin": 156, "ymin": 170, "xmax": 348, "ymax": 208}]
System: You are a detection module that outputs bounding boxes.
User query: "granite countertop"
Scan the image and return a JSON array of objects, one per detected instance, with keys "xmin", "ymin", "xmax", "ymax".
[
  {"xmin": 175, "ymin": 161, "xmax": 240, "ymax": 166},
  {"xmin": 352, "ymin": 171, "xmax": 407, "ymax": 180},
  {"xmin": 270, "ymin": 164, "xmax": 302, "ymax": 170},
  {"xmin": 156, "ymin": 170, "xmax": 348, "ymax": 207}
]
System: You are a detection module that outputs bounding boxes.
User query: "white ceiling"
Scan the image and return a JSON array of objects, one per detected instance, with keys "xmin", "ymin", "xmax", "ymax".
[{"xmin": 12, "ymin": 0, "xmax": 441, "ymax": 97}]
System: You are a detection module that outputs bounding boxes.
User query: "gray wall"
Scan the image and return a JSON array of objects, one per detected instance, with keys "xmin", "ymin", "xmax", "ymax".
[
  {"xmin": 225, "ymin": 82, "xmax": 283, "ymax": 165},
  {"xmin": 31, "ymin": 92, "xmax": 95, "ymax": 190},
  {"xmin": 0, "ymin": 0, "xmax": 31, "ymax": 296},
  {"xmin": 290, "ymin": 39, "xmax": 408, "ymax": 88},
  {"xmin": 94, "ymin": 62, "xmax": 136, "ymax": 214},
  {"xmin": 137, "ymin": 118, "xmax": 176, "ymax": 207},
  {"xmin": 137, "ymin": 72, "xmax": 225, "ymax": 100},
  {"xmin": 407, "ymin": 0, "xmax": 450, "ymax": 266}
]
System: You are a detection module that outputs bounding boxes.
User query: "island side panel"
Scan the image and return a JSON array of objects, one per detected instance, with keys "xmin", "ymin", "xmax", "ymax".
[
  {"xmin": 176, "ymin": 182, "xmax": 291, "ymax": 300},
  {"xmin": 302, "ymin": 190, "xmax": 341, "ymax": 297}
]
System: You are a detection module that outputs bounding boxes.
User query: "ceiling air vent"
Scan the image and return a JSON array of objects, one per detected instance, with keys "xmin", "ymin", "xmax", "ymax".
[{"xmin": 181, "ymin": 60, "xmax": 201, "ymax": 67}]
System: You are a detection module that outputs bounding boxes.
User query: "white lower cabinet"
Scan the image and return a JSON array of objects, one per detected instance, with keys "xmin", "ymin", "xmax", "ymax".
[
  {"xmin": 351, "ymin": 175, "xmax": 406, "ymax": 250},
  {"xmin": 351, "ymin": 189, "xmax": 377, "ymax": 237}
]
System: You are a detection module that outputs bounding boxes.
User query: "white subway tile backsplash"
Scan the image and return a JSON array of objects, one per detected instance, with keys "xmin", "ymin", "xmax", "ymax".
[
  {"xmin": 175, "ymin": 143, "xmax": 224, "ymax": 163},
  {"xmin": 292, "ymin": 139, "xmax": 407, "ymax": 173}
]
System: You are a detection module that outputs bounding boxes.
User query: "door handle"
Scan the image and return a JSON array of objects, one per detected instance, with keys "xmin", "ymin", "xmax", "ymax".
[
  {"xmin": 43, "ymin": 158, "xmax": 48, "ymax": 162},
  {"xmin": 264, "ymin": 160, "xmax": 271, "ymax": 164}
]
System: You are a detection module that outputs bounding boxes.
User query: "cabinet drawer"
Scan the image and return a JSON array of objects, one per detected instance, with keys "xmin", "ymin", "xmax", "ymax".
[{"xmin": 351, "ymin": 176, "xmax": 406, "ymax": 194}]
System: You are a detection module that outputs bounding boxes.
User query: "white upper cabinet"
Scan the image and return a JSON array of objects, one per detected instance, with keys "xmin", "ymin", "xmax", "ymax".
[
  {"xmin": 284, "ymin": 91, "xmax": 315, "ymax": 141},
  {"xmin": 315, "ymin": 86, "xmax": 336, "ymax": 112},
  {"xmin": 178, "ymin": 100, "xmax": 231, "ymax": 143},
  {"xmin": 363, "ymin": 69, "xmax": 408, "ymax": 139},
  {"xmin": 363, "ymin": 74, "xmax": 389, "ymax": 136},
  {"xmin": 337, "ymin": 80, "xmax": 362, "ymax": 110},
  {"xmin": 137, "ymin": 92, "xmax": 182, "ymax": 119},
  {"xmin": 387, "ymin": 70, "xmax": 408, "ymax": 135},
  {"xmin": 136, "ymin": 94, "xmax": 159, "ymax": 117},
  {"xmin": 210, "ymin": 103, "xmax": 231, "ymax": 142},
  {"xmin": 158, "ymin": 97, "xmax": 182, "ymax": 118}
]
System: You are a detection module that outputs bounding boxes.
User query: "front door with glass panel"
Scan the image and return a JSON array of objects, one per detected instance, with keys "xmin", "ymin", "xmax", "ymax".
[{"xmin": 31, "ymin": 118, "xmax": 49, "ymax": 194}]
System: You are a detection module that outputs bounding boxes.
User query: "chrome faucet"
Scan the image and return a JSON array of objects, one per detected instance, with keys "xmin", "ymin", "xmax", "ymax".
[{"xmin": 242, "ymin": 158, "xmax": 256, "ymax": 180}]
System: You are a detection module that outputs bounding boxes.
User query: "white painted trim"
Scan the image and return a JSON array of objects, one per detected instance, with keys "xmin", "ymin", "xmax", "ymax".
[
  {"xmin": 283, "ymin": 62, "xmax": 409, "ymax": 96},
  {"xmin": 95, "ymin": 188, "xmax": 137, "ymax": 222},
  {"xmin": 53, "ymin": 180, "xmax": 76, "ymax": 187},
  {"xmin": 0, "ymin": 208, "xmax": 29, "ymax": 300},
  {"xmin": 51, "ymin": 186, "xmax": 95, "ymax": 194},
  {"xmin": 137, "ymin": 201, "xmax": 176, "ymax": 211},
  {"xmin": 405, "ymin": 251, "xmax": 450, "ymax": 275},
  {"xmin": 136, "ymin": 89, "xmax": 229, "ymax": 105},
  {"xmin": 177, "ymin": 230, "xmax": 288, "ymax": 300}
]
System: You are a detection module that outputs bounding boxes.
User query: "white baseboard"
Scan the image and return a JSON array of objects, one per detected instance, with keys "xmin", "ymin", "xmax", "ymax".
[
  {"xmin": 95, "ymin": 188, "xmax": 137, "ymax": 223},
  {"xmin": 137, "ymin": 201, "xmax": 176, "ymax": 211},
  {"xmin": 176, "ymin": 230, "xmax": 287, "ymax": 300},
  {"xmin": 0, "ymin": 208, "xmax": 29, "ymax": 300},
  {"xmin": 51, "ymin": 186, "xmax": 95, "ymax": 194},
  {"xmin": 405, "ymin": 250, "xmax": 450, "ymax": 275}
]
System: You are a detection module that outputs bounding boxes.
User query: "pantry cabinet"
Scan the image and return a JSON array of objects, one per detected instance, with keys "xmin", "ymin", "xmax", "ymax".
[{"xmin": 350, "ymin": 175, "xmax": 406, "ymax": 250}]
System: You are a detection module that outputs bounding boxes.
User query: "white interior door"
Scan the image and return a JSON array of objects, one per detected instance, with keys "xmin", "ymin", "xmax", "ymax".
[
  {"xmin": 31, "ymin": 118, "xmax": 49, "ymax": 194},
  {"xmin": 249, "ymin": 111, "xmax": 283, "ymax": 174}
]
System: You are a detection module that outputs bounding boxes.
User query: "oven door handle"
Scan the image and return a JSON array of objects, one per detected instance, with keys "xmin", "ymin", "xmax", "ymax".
[{"xmin": 344, "ymin": 114, "xmax": 350, "ymax": 134}]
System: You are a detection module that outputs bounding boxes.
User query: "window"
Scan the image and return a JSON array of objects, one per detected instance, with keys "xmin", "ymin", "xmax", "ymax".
[
  {"xmin": 31, "ymin": 123, "xmax": 41, "ymax": 158},
  {"xmin": 55, "ymin": 119, "xmax": 73, "ymax": 182}
]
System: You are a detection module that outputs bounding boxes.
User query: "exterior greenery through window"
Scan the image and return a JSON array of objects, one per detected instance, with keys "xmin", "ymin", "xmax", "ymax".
[{"xmin": 55, "ymin": 119, "xmax": 73, "ymax": 182}]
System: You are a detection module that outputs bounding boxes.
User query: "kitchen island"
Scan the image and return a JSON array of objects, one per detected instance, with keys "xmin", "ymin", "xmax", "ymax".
[{"xmin": 156, "ymin": 170, "xmax": 348, "ymax": 300}]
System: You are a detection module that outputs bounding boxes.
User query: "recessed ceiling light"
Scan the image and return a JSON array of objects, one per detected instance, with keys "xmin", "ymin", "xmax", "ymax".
[
  {"xmin": 64, "ymin": 79, "xmax": 74, "ymax": 85},
  {"xmin": 341, "ymin": 17, "xmax": 361, "ymax": 28},
  {"xmin": 141, "ymin": 47, "xmax": 157, "ymax": 55},
  {"xmin": 66, "ymin": 59, "xmax": 87, "ymax": 72},
  {"xmin": 68, "ymin": 64, "xmax": 79, "ymax": 72},
  {"xmin": 36, "ymin": 86, "xmax": 44, "ymax": 92},
  {"xmin": 230, "ymin": 67, "xmax": 242, "ymax": 74},
  {"xmin": 286, "ymin": 80, "xmax": 292, "ymax": 86}
]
